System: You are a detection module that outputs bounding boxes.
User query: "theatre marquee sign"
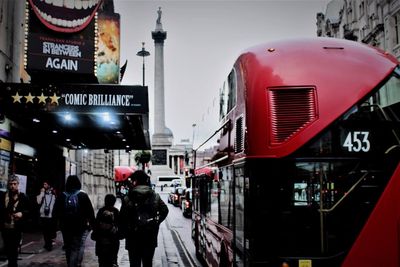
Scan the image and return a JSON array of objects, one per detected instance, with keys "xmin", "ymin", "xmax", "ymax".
[
  {"xmin": 63, "ymin": 93, "xmax": 133, "ymax": 107},
  {"xmin": 1, "ymin": 84, "xmax": 148, "ymax": 114}
]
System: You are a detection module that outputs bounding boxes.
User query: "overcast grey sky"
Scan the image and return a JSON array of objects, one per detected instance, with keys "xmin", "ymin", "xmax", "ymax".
[{"xmin": 114, "ymin": 0, "xmax": 329, "ymax": 147}]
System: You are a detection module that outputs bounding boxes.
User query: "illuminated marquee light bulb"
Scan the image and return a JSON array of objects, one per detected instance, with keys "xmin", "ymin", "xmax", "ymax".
[
  {"xmin": 64, "ymin": 113, "xmax": 72, "ymax": 121},
  {"xmin": 102, "ymin": 112, "xmax": 111, "ymax": 122}
]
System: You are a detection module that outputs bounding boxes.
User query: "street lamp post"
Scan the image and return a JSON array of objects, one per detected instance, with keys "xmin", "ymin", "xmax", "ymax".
[
  {"xmin": 136, "ymin": 42, "xmax": 150, "ymax": 86},
  {"xmin": 192, "ymin": 123, "xmax": 197, "ymax": 148}
]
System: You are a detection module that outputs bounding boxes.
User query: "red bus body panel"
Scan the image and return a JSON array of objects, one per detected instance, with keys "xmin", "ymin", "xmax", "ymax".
[
  {"xmin": 342, "ymin": 164, "xmax": 400, "ymax": 267},
  {"xmin": 238, "ymin": 38, "xmax": 397, "ymax": 158},
  {"xmin": 193, "ymin": 212, "xmax": 233, "ymax": 266}
]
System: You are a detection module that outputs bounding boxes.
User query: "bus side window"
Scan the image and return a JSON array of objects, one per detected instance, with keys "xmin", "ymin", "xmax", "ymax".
[
  {"xmin": 220, "ymin": 167, "xmax": 233, "ymax": 229},
  {"xmin": 199, "ymin": 176, "xmax": 209, "ymax": 215},
  {"xmin": 193, "ymin": 177, "xmax": 200, "ymax": 212},
  {"xmin": 209, "ymin": 180, "xmax": 219, "ymax": 222}
]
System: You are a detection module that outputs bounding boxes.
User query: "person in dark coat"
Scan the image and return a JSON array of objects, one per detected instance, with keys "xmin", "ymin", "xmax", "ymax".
[
  {"xmin": 52, "ymin": 175, "xmax": 95, "ymax": 267},
  {"xmin": 93, "ymin": 194, "xmax": 120, "ymax": 267},
  {"xmin": 119, "ymin": 170, "xmax": 169, "ymax": 267},
  {"xmin": 0, "ymin": 175, "xmax": 29, "ymax": 267}
]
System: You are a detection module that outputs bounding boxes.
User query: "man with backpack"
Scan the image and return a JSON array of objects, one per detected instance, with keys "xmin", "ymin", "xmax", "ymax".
[
  {"xmin": 53, "ymin": 175, "xmax": 95, "ymax": 267},
  {"xmin": 119, "ymin": 170, "xmax": 169, "ymax": 267}
]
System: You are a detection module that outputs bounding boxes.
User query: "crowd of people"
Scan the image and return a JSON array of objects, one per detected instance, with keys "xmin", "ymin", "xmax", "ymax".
[{"xmin": 0, "ymin": 170, "xmax": 168, "ymax": 267}]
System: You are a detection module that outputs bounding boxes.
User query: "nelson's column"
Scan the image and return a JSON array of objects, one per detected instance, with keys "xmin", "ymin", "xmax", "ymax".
[{"xmin": 151, "ymin": 7, "xmax": 175, "ymax": 176}]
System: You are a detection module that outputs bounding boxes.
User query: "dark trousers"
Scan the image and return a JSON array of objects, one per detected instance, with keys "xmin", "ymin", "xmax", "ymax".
[
  {"xmin": 96, "ymin": 240, "xmax": 119, "ymax": 267},
  {"xmin": 128, "ymin": 246, "xmax": 155, "ymax": 267},
  {"xmin": 2, "ymin": 229, "xmax": 22, "ymax": 267},
  {"xmin": 98, "ymin": 255, "xmax": 115, "ymax": 267},
  {"xmin": 40, "ymin": 217, "xmax": 56, "ymax": 249},
  {"xmin": 62, "ymin": 229, "xmax": 89, "ymax": 267}
]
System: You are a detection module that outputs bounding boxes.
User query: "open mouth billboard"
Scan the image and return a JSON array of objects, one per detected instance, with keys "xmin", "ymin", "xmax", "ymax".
[
  {"xmin": 24, "ymin": 0, "xmax": 120, "ymax": 84},
  {"xmin": 27, "ymin": 0, "xmax": 102, "ymax": 33}
]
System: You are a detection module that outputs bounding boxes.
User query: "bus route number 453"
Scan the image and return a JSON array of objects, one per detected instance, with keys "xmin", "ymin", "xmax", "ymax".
[{"xmin": 343, "ymin": 131, "xmax": 370, "ymax": 152}]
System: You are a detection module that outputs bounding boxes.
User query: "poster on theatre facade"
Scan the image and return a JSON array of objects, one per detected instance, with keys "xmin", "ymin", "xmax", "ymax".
[
  {"xmin": 96, "ymin": 12, "xmax": 121, "ymax": 84},
  {"xmin": 24, "ymin": 0, "xmax": 101, "ymax": 76}
]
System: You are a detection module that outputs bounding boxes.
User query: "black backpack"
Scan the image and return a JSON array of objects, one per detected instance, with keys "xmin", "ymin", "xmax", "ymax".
[
  {"xmin": 98, "ymin": 209, "xmax": 118, "ymax": 233},
  {"xmin": 126, "ymin": 192, "xmax": 160, "ymax": 232}
]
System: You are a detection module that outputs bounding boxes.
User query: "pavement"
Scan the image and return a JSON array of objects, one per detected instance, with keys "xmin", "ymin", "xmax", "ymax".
[
  {"xmin": 0, "ymin": 222, "xmax": 181, "ymax": 267},
  {"xmin": 0, "ymin": 195, "xmax": 188, "ymax": 267}
]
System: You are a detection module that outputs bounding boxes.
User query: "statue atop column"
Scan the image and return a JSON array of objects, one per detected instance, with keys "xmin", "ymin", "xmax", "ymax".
[
  {"xmin": 152, "ymin": 5, "xmax": 174, "ymax": 177},
  {"xmin": 156, "ymin": 7, "xmax": 163, "ymax": 31}
]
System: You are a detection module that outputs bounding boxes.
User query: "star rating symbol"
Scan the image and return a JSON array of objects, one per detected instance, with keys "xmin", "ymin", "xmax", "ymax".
[
  {"xmin": 50, "ymin": 93, "xmax": 60, "ymax": 105},
  {"xmin": 37, "ymin": 93, "xmax": 47, "ymax": 104},
  {"xmin": 11, "ymin": 91, "xmax": 61, "ymax": 105},
  {"xmin": 24, "ymin": 93, "xmax": 35, "ymax": 103},
  {"xmin": 12, "ymin": 92, "xmax": 22, "ymax": 103}
]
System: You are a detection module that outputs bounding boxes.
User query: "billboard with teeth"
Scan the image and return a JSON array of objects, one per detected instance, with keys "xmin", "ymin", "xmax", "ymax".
[
  {"xmin": 27, "ymin": 0, "xmax": 102, "ymax": 33},
  {"xmin": 24, "ymin": 0, "xmax": 121, "ymax": 84}
]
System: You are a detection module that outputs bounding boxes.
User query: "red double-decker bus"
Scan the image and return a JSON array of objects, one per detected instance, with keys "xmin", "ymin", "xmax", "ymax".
[{"xmin": 191, "ymin": 37, "xmax": 400, "ymax": 267}]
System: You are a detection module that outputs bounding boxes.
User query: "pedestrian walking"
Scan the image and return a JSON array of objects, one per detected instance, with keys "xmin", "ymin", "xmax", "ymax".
[
  {"xmin": 0, "ymin": 174, "xmax": 29, "ymax": 267},
  {"xmin": 53, "ymin": 175, "xmax": 95, "ymax": 267},
  {"xmin": 120, "ymin": 185, "xmax": 128, "ymax": 197},
  {"xmin": 119, "ymin": 170, "xmax": 169, "ymax": 267},
  {"xmin": 92, "ymin": 194, "xmax": 121, "ymax": 267},
  {"xmin": 36, "ymin": 181, "xmax": 57, "ymax": 251}
]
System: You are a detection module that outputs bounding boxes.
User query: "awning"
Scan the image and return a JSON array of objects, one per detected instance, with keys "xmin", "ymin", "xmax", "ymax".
[
  {"xmin": 0, "ymin": 83, "xmax": 151, "ymax": 150},
  {"xmin": 114, "ymin": 166, "xmax": 136, "ymax": 182}
]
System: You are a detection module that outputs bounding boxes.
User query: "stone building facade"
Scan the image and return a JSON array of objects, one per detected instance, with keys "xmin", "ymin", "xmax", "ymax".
[
  {"xmin": 317, "ymin": 0, "xmax": 400, "ymax": 59},
  {"xmin": 68, "ymin": 149, "xmax": 115, "ymax": 209}
]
